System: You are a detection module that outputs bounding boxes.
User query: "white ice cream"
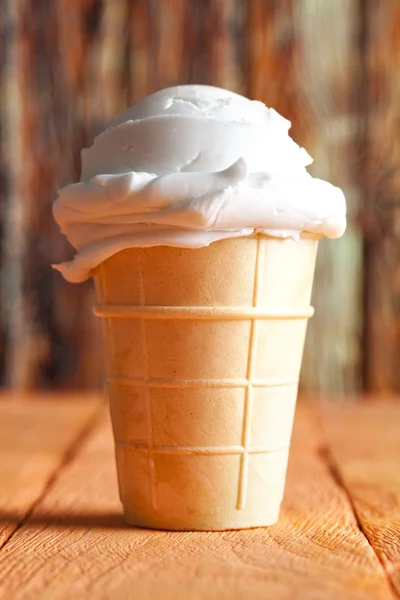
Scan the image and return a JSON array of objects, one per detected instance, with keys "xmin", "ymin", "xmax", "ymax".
[{"xmin": 53, "ymin": 85, "xmax": 347, "ymax": 283}]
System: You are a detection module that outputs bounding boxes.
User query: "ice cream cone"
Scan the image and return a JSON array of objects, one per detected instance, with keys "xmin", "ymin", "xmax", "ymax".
[{"xmin": 93, "ymin": 234, "xmax": 318, "ymax": 530}]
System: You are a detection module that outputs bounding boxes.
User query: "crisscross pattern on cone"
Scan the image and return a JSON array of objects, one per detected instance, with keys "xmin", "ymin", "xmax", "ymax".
[{"xmin": 94, "ymin": 235, "xmax": 318, "ymax": 530}]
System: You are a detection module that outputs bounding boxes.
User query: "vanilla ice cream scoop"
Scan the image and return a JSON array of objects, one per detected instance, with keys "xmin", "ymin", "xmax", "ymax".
[{"xmin": 52, "ymin": 84, "xmax": 347, "ymax": 283}]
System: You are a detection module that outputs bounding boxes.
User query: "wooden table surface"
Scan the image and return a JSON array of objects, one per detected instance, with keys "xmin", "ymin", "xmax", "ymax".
[{"xmin": 0, "ymin": 395, "xmax": 399, "ymax": 600}]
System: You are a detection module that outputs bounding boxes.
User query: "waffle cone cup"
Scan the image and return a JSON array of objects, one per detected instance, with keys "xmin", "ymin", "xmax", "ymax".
[{"xmin": 93, "ymin": 234, "xmax": 318, "ymax": 530}]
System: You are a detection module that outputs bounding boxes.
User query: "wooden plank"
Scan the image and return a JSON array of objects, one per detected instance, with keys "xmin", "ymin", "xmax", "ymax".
[
  {"xmin": 362, "ymin": 1, "xmax": 400, "ymax": 392},
  {"xmin": 321, "ymin": 400, "xmax": 400, "ymax": 596},
  {"xmin": 208, "ymin": 0, "xmax": 246, "ymax": 93},
  {"xmin": 151, "ymin": 0, "xmax": 246, "ymax": 93},
  {"xmin": 294, "ymin": 0, "xmax": 363, "ymax": 395},
  {"xmin": 52, "ymin": 0, "xmax": 104, "ymax": 389},
  {"xmin": 247, "ymin": 0, "xmax": 362, "ymax": 394},
  {"xmin": 129, "ymin": 0, "xmax": 154, "ymax": 102},
  {"xmin": 0, "ymin": 0, "xmax": 7, "ymax": 384},
  {"xmin": 1, "ymin": 0, "xmax": 103, "ymax": 389},
  {"xmin": 0, "ymin": 403, "xmax": 393, "ymax": 600},
  {"xmin": 97, "ymin": 0, "xmax": 130, "ymax": 121},
  {"xmin": 154, "ymin": 0, "xmax": 189, "ymax": 91},
  {"xmin": 184, "ymin": 0, "xmax": 215, "ymax": 85},
  {"xmin": 1, "ymin": 0, "xmax": 40, "ymax": 388},
  {"xmin": 247, "ymin": 0, "xmax": 300, "ymax": 128},
  {"xmin": 0, "ymin": 394, "xmax": 101, "ymax": 550}
]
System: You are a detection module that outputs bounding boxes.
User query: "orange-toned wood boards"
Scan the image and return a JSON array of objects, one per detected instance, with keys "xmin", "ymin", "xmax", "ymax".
[
  {"xmin": 0, "ymin": 394, "xmax": 101, "ymax": 549},
  {"xmin": 0, "ymin": 395, "xmax": 398, "ymax": 599}
]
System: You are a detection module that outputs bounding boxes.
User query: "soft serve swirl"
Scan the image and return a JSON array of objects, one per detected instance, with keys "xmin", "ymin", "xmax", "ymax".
[{"xmin": 53, "ymin": 85, "xmax": 347, "ymax": 282}]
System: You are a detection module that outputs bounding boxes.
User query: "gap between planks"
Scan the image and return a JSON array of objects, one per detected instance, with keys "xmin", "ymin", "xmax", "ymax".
[
  {"xmin": 0, "ymin": 399, "xmax": 105, "ymax": 553},
  {"xmin": 0, "ymin": 401, "xmax": 395, "ymax": 600},
  {"xmin": 317, "ymin": 413, "xmax": 400, "ymax": 600}
]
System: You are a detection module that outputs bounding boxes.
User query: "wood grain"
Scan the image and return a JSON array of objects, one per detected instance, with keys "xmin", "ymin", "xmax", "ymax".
[
  {"xmin": 52, "ymin": 0, "xmax": 104, "ymax": 390},
  {"xmin": 0, "ymin": 394, "xmax": 101, "ymax": 550},
  {"xmin": 208, "ymin": 0, "xmax": 245, "ymax": 93},
  {"xmin": 294, "ymin": 0, "xmax": 363, "ymax": 395},
  {"xmin": 97, "ymin": 0, "xmax": 130, "ymax": 121},
  {"xmin": 129, "ymin": 0, "xmax": 154, "ymax": 101},
  {"xmin": 154, "ymin": 0, "xmax": 189, "ymax": 91},
  {"xmin": 0, "ymin": 0, "xmax": 7, "ymax": 384},
  {"xmin": 362, "ymin": 1, "xmax": 400, "ymax": 393},
  {"xmin": 0, "ymin": 401, "xmax": 394, "ymax": 600},
  {"xmin": 321, "ymin": 400, "xmax": 400, "ymax": 596},
  {"xmin": 0, "ymin": 0, "xmax": 398, "ymax": 393},
  {"xmin": 2, "ymin": 0, "xmax": 40, "ymax": 388},
  {"xmin": 1, "ymin": 0, "xmax": 103, "ymax": 389},
  {"xmin": 247, "ymin": 0, "xmax": 363, "ymax": 394}
]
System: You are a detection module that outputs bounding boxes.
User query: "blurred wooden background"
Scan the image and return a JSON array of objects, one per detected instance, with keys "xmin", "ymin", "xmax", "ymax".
[{"xmin": 0, "ymin": 0, "xmax": 399, "ymax": 394}]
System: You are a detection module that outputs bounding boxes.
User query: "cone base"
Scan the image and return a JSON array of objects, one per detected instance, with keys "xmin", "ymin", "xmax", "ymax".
[{"xmin": 123, "ymin": 506, "xmax": 280, "ymax": 531}]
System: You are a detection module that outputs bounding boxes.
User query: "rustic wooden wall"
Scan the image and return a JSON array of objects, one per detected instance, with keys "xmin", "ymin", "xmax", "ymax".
[
  {"xmin": 0, "ymin": 0, "xmax": 398, "ymax": 394},
  {"xmin": 362, "ymin": 0, "xmax": 400, "ymax": 394}
]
